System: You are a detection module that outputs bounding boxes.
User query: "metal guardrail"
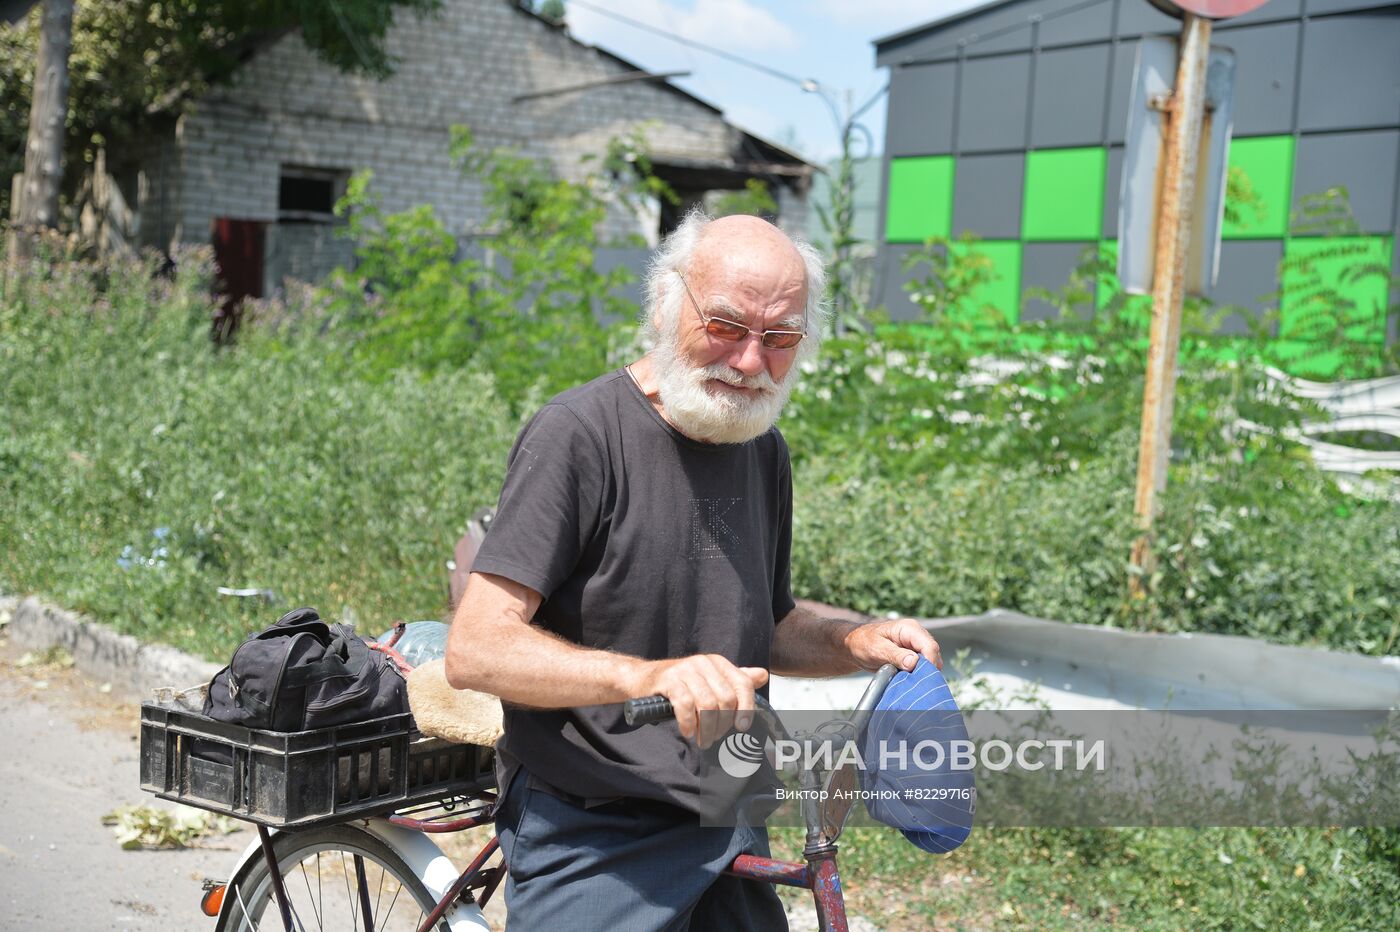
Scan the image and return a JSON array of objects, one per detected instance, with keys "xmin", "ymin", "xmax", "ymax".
[
  {"xmin": 953, "ymin": 356, "xmax": 1400, "ymax": 499},
  {"xmin": 1244, "ymin": 369, "xmax": 1400, "ymax": 501}
]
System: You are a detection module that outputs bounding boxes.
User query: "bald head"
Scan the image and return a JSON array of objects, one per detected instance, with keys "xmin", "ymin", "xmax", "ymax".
[{"xmin": 690, "ymin": 214, "xmax": 806, "ymax": 273}]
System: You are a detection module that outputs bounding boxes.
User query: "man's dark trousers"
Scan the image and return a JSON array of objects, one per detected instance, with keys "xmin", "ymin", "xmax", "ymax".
[{"xmin": 495, "ymin": 770, "xmax": 789, "ymax": 931}]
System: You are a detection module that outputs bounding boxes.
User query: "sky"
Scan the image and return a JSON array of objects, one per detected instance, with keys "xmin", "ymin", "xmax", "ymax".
[{"xmin": 563, "ymin": 0, "xmax": 986, "ymax": 165}]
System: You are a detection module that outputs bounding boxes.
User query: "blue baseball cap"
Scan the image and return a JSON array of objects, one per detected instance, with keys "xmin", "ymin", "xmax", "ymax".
[{"xmin": 859, "ymin": 657, "xmax": 975, "ymax": 853}]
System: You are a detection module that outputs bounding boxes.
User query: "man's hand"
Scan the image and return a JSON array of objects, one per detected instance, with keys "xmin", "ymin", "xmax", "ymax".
[
  {"xmin": 843, "ymin": 618, "xmax": 942, "ymax": 674},
  {"xmin": 627, "ymin": 654, "xmax": 768, "ymax": 749},
  {"xmin": 772, "ymin": 607, "xmax": 942, "ymax": 678}
]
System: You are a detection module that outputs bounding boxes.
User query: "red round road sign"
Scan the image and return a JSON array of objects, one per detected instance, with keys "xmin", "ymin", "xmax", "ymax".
[{"xmin": 1148, "ymin": 0, "xmax": 1271, "ymax": 18}]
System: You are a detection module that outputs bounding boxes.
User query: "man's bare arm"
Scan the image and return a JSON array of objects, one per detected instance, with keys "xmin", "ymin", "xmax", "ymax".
[
  {"xmin": 771, "ymin": 605, "xmax": 943, "ymax": 678},
  {"xmin": 770, "ymin": 606, "xmax": 863, "ymax": 677},
  {"xmin": 445, "ymin": 571, "xmax": 630, "ymax": 705},
  {"xmin": 444, "ymin": 571, "xmax": 766, "ymax": 747}
]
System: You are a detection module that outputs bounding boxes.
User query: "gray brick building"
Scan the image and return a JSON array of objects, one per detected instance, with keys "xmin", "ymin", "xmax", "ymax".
[{"xmin": 114, "ymin": 0, "xmax": 813, "ymax": 299}]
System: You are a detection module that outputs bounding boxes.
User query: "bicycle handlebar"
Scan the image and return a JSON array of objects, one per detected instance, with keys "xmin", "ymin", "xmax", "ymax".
[
  {"xmin": 623, "ymin": 693, "xmax": 784, "ymax": 727},
  {"xmin": 623, "ymin": 663, "xmax": 898, "ymax": 734},
  {"xmin": 623, "ymin": 691, "xmax": 797, "ymax": 748},
  {"xmin": 623, "ymin": 695, "xmax": 674, "ymax": 726}
]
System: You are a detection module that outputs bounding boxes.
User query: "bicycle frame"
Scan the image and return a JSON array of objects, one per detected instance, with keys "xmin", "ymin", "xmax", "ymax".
[
  {"xmin": 227, "ymin": 664, "xmax": 900, "ymax": 932},
  {"xmin": 729, "ymin": 848, "xmax": 849, "ymax": 932},
  {"xmin": 233, "ymin": 808, "xmax": 851, "ymax": 932}
]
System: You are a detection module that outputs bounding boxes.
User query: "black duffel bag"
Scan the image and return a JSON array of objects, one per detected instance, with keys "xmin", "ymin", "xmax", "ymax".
[{"xmin": 204, "ymin": 607, "xmax": 410, "ymax": 732}]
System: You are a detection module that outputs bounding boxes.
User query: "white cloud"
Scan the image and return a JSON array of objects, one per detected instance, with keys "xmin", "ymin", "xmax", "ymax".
[
  {"xmin": 813, "ymin": 0, "xmax": 987, "ymax": 36},
  {"xmin": 568, "ymin": 0, "xmax": 799, "ymax": 55}
]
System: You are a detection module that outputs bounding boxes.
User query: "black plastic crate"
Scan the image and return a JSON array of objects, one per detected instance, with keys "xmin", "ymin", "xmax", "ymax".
[{"xmin": 140, "ymin": 704, "xmax": 494, "ymax": 827}]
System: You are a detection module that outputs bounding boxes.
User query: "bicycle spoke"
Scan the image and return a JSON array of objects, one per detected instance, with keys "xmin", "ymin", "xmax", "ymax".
[
  {"xmin": 235, "ymin": 830, "xmax": 438, "ymax": 932},
  {"xmin": 282, "ymin": 863, "xmax": 310, "ymax": 932},
  {"xmin": 286, "ymin": 889, "xmax": 310, "ymax": 932},
  {"xmin": 380, "ymin": 885, "xmax": 403, "ymax": 927},
  {"xmin": 298, "ymin": 858, "xmax": 323, "ymax": 931},
  {"xmin": 340, "ymin": 851, "xmax": 359, "ymax": 929},
  {"xmin": 372, "ymin": 866, "xmax": 385, "ymax": 927}
]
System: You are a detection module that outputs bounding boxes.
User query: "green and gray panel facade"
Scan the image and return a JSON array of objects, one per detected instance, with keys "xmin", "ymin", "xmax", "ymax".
[{"xmin": 873, "ymin": 0, "xmax": 1400, "ymax": 372}]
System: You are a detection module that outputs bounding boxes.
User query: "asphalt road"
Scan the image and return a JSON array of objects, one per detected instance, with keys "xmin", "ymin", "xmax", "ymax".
[{"xmin": 0, "ymin": 634, "xmax": 245, "ymax": 930}]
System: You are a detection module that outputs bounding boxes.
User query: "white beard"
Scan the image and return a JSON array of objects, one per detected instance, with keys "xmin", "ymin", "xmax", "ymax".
[{"xmin": 651, "ymin": 333, "xmax": 795, "ymax": 445}]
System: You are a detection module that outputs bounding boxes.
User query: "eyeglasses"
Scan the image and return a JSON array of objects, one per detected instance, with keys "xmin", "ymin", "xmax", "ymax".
[{"xmin": 676, "ymin": 271, "xmax": 806, "ymax": 350}]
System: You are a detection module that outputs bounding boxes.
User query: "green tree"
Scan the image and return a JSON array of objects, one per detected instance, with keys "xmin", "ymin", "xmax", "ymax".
[
  {"xmin": 902, "ymin": 234, "xmax": 999, "ymax": 339},
  {"xmin": 316, "ymin": 124, "xmax": 643, "ymax": 408},
  {"xmin": 809, "ymin": 84, "xmax": 882, "ymax": 334},
  {"xmin": 532, "ymin": 0, "xmax": 567, "ymax": 22},
  {"xmin": 816, "ymin": 143, "xmax": 860, "ymax": 331},
  {"xmin": 1, "ymin": 0, "xmax": 441, "ymax": 220},
  {"xmin": 710, "ymin": 179, "xmax": 778, "ymax": 219}
]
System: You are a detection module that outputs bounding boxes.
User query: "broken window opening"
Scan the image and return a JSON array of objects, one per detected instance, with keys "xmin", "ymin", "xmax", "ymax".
[{"xmin": 278, "ymin": 166, "xmax": 348, "ymax": 223}]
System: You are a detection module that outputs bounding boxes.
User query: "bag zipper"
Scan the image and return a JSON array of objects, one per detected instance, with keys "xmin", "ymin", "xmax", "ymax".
[{"xmin": 304, "ymin": 678, "xmax": 376, "ymax": 712}]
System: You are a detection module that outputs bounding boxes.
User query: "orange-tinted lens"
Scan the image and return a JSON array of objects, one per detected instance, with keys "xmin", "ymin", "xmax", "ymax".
[
  {"xmin": 762, "ymin": 330, "xmax": 805, "ymax": 349},
  {"xmin": 704, "ymin": 317, "xmax": 750, "ymax": 341}
]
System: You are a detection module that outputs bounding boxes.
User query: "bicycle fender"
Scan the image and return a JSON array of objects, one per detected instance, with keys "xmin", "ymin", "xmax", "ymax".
[
  {"xmin": 215, "ymin": 823, "xmax": 492, "ymax": 931},
  {"xmin": 216, "ymin": 832, "xmax": 268, "ymax": 924},
  {"xmin": 363, "ymin": 820, "xmax": 493, "ymax": 931}
]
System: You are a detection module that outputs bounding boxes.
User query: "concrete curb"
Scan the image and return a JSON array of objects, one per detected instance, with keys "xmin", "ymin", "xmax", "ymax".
[
  {"xmin": 0, "ymin": 594, "xmax": 872, "ymax": 703},
  {"xmin": 2, "ymin": 594, "xmax": 219, "ymax": 697}
]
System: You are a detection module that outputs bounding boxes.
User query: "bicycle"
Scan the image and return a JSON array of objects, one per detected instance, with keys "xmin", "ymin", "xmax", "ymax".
[{"xmin": 141, "ymin": 663, "xmax": 900, "ymax": 931}]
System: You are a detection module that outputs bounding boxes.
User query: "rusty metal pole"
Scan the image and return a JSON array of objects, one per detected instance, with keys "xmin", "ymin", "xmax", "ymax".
[{"xmin": 1129, "ymin": 13, "xmax": 1213, "ymax": 598}]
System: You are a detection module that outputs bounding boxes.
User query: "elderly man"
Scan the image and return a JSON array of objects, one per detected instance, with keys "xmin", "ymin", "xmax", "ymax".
[{"xmin": 445, "ymin": 210, "xmax": 941, "ymax": 930}]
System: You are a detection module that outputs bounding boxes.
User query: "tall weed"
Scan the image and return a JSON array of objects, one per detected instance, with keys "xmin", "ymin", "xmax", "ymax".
[{"xmin": 0, "ymin": 250, "xmax": 516, "ymax": 657}]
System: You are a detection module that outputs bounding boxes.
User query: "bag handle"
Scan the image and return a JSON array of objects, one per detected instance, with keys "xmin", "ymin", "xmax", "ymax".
[
  {"xmin": 279, "ymin": 626, "xmax": 370, "ymax": 687},
  {"xmin": 247, "ymin": 607, "xmax": 332, "ymax": 645}
]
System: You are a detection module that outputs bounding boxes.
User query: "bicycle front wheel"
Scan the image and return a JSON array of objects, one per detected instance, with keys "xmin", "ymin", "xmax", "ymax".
[{"xmin": 218, "ymin": 824, "xmax": 447, "ymax": 932}]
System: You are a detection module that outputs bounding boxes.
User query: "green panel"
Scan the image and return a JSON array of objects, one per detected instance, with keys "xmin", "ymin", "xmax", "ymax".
[
  {"xmin": 1275, "ymin": 235, "xmax": 1392, "ymax": 378},
  {"xmin": 885, "ymin": 156, "xmax": 954, "ymax": 242},
  {"xmin": 949, "ymin": 239, "xmax": 1021, "ymax": 326},
  {"xmin": 1222, "ymin": 135, "xmax": 1294, "ymax": 239},
  {"xmin": 1022, "ymin": 147, "xmax": 1106, "ymax": 242}
]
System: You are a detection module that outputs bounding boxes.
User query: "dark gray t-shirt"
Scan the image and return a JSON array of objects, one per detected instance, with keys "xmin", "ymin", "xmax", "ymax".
[{"xmin": 472, "ymin": 369, "xmax": 796, "ymax": 812}]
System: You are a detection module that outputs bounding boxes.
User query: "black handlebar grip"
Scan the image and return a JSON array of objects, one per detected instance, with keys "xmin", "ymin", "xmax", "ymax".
[{"xmin": 624, "ymin": 695, "xmax": 674, "ymax": 726}]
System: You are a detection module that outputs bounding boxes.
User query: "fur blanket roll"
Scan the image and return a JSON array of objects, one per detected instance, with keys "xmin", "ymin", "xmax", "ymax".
[{"xmin": 407, "ymin": 659, "xmax": 503, "ymax": 747}]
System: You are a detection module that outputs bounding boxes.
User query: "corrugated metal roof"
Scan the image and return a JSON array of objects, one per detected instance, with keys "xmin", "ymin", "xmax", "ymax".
[
  {"xmin": 874, "ymin": 0, "xmax": 1400, "ymax": 51},
  {"xmin": 872, "ymin": 0, "xmax": 1015, "ymax": 49}
]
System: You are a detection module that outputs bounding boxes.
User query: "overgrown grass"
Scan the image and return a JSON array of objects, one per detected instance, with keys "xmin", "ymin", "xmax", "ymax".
[
  {"xmin": 1, "ymin": 251, "xmax": 517, "ymax": 657},
  {"xmin": 793, "ymin": 439, "xmax": 1400, "ymax": 654},
  {"xmin": 771, "ymin": 825, "xmax": 1400, "ymax": 930},
  {"xmin": 7, "ymin": 256, "xmax": 1395, "ymax": 658}
]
